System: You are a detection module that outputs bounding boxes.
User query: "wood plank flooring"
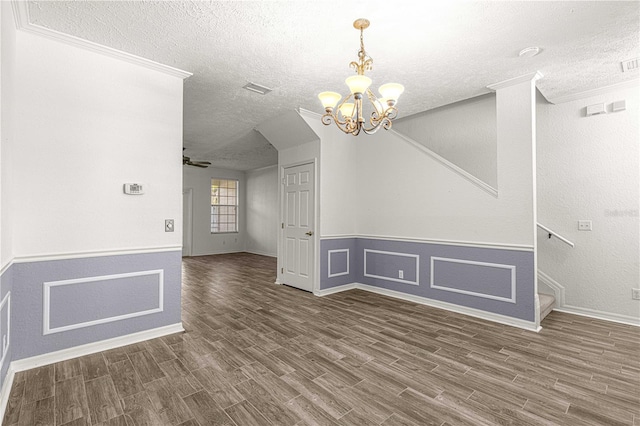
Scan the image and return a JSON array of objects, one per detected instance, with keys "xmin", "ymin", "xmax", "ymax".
[{"xmin": 3, "ymin": 252, "xmax": 639, "ymax": 425}]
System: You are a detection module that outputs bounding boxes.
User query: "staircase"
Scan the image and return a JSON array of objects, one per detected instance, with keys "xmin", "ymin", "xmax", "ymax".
[
  {"xmin": 536, "ymin": 223, "xmax": 571, "ymax": 323},
  {"xmin": 539, "ymin": 293, "xmax": 555, "ymax": 321}
]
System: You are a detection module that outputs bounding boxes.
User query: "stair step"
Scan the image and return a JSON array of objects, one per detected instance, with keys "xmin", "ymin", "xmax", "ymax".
[{"xmin": 539, "ymin": 293, "xmax": 555, "ymax": 321}]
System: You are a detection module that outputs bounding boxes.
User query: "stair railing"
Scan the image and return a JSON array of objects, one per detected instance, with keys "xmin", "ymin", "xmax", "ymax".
[{"xmin": 537, "ymin": 223, "xmax": 575, "ymax": 248}]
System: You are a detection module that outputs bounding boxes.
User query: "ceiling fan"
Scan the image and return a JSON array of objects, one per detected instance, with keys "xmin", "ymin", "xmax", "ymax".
[{"xmin": 183, "ymin": 149, "xmax": 211, "ymax": 168}]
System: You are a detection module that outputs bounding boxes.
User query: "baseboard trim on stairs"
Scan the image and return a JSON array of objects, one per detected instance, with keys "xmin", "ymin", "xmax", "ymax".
[
  {"xmin": 537, "ymin": 270, "xmax": 565, "ymax": 306},
  {"xmin": 537, "ymin": 271, "xmax": 639, "ymax": 326}
]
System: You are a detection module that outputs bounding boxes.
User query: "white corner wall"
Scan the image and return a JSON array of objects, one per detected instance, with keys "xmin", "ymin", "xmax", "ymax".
[
  {"xmin": 246, "ymin": 165, "xmax": 278, "ymax": 257},
  {"xmin": 12, "ymin": 31, "xmax": 184, "ymax": 257},
  {"xmin": 1, "ymin": 1, "xmax": 16, "ymax": 268},
  {"xmin": 537, "ymin": 85, "xmax": 640, "ymax": 321},
  {"xmin": 299, "ymin": 110, "xmax": 358, "ymax": 238},
  {"xmin": 183, "ymin": 166, "xmax": 246, "ymax": 255}
]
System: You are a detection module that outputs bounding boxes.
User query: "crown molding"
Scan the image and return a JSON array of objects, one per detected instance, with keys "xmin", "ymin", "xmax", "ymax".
[
  {"xmin": 487, "ymin": 71, "xmax": 544, "ymax": 91},
  {"xmin": 10, "ymin": 1, "xmax": 192, "ymax": 79},
  {"xmin": 545, "ymin": 79, "xmax": 640, "ymax": 105},
  {"xmin": 11, "ymin": 0, "xmax": 29, "ymax": 29}
]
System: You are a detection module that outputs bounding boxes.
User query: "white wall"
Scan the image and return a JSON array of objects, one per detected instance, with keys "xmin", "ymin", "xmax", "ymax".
[
  {"xmin": 12, "ymin": 31, "xmax": 184, "ymax": 257},
  {"xmin": 537, "ymin": 85, "xmax": 640, "ymax": 320},
  {"xmin": 345, "ymin": 76, "xmax": 538, "ymax": 247},
  {"xmin": 183, "ymin": 166, "xmax": 246, "ymax": 255},
  {"xmin": 300, "ymin": 110, "xmax": 358, "ymax": 238},
  {"xmin": 1, "ymin": 1, "xmax": 16, "ymax": 267},
  {"xmin": 246, "ymin": 165, "xmax": 278, "ymax": 257},
  {"xmin": 394, "ymin": 94, "xmax": 497, "ymax": 188}
]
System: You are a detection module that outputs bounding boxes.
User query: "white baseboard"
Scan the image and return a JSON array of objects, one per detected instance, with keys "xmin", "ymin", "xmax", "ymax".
[
  {"xmin": 11, "ymin": 322, "xmax": 184, "ymax": 372},
  {"xmin": 0, "ymin": 322, "xmax": 184, "ymax": 421},
  {"xmin": 357, "ymin": 283, "xmax": 540, "ymax": 332},
  {"xmin": 0, "ymin": 368, "xmax": 15, "ymax": 425},
  {"xmin": 314, "ymin": 283, "xmax": 357, "ymax": 297},
  {"xmin": 554, "ymin": 306, "xmax": 640, "ymax": 327},
  {"xmin": 244, "ymin": 250, "xmax": 277, "ymax": 258},
  {"xmin": 313, "ymin": 282, "xmax": 540, "ymax": 332}
]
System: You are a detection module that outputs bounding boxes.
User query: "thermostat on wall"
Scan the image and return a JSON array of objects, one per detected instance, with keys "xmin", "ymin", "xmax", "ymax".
[{"xmin": 123, "ymin": 183, "xmax": 145, "ymax": 195}]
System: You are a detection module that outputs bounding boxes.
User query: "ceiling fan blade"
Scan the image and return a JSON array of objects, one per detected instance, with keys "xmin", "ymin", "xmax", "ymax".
[{"xmin": 182, "ymin": 152, "xmax": 209, "ymax": 167}]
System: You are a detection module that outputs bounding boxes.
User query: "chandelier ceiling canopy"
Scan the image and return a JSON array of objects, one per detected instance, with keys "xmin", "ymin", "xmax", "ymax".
[{"xmin": 318, "ymin": 18, "xmax": 404, "ymax": 136}]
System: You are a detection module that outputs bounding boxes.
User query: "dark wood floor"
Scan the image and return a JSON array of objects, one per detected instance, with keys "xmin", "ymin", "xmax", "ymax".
[{"xmin": 3, "ymin": 252, "xmax": 639, "ymax": 425}]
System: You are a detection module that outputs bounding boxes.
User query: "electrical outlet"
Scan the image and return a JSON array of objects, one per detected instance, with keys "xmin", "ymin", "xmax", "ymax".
[
  {"xmin": 578, "ymin": 220, "xmax": 592, "ymax": 231},
  {"xmin": 399, "ymin": 270, "xmax": 404, "ymax": 279},
  {"xmin": 633, "ymin": 289, "xmax": 640, "ymax": 300},
  {"xmin": 165, "ymin": 219, "xmax": 174, "ymax": 232}
]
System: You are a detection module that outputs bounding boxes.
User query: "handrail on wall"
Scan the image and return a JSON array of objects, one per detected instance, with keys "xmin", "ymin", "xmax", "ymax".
[{"xmin": 537, "ymin": 223, "xmax": 575, "ymax": 248}]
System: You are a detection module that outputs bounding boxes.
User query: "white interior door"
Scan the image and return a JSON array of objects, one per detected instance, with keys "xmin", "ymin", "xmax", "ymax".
[
  {"xmin": 282, "ymin": 163, "xmax": 315, "ymax": 292},
  {"xmin": 182, "ymin": 188, "xmax": 192, "ymax": 257}
]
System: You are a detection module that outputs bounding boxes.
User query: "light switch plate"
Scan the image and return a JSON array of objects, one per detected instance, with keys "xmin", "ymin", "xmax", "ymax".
[
  {"xmin": 165, "ymin": 219, "xmax": 174, "ymax": 232},
  {"xmin": 612, "ymin": 100, "xmax": 626, "ymax": 112},
  {"xmin": 586, "ymin": 103, "xmax": 606, "ymax": 116},
  {"xmin": 578, "ymin": 220, "xmax": 592, "ymax": 231}
]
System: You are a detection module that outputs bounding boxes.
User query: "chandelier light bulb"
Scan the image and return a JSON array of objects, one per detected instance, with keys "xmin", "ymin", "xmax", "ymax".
[
  {"xmin": 345, "ymin": 75, "xmax": 372, "ymax": 95},
  {"xmin": 318, "ymin": 91, "xmax": 342, "ymax": 111},
  {"xmin": 340, "ymin": 103, "xmax": 356, "ymax": 119},
  {"xmin": 379, "ymin": 83, "xmax": 404, "ymax": 102}
]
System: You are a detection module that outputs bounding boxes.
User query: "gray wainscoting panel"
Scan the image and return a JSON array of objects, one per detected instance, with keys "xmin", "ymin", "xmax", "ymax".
[
  {"xmin": 431, "ymin": 257, "xmax": 515, "ymax": 302},
  {"xmin": 364, "ymin": 249, "xmax": 419, "ymax": 285},
  {"xmin": 0, "ymin": 265, "xmax": 13, "ymax": 391},
  {"xmin": 320, "ymin": 239, "xmax": 357, "ymax": 289},
  {"xmin": 319, "ymin": 237, "xmax": 534, "ymax": 320},
  {"xmin": 357, "ymin": 238, "xmax": 534, "ymax": 321},
  {"xmin": 328, "ymin": 249, "xmax": 349, "ymax": 278},
  {"xmin": 46, "ymin": 270, "xmax": 163, "ymax": 334},
  {"xmin": 11, "ymin": 250, "xmax": 182, "ymax": 360}
]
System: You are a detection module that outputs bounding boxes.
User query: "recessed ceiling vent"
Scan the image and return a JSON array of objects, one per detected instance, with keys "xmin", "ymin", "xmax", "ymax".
[
  {"xmin": 243, "ymin": 82, "xmax": 272, "ymax": 95},
  {"xmin": 621, "ymin": 58, "xmax": 639, "ymax": 72}
]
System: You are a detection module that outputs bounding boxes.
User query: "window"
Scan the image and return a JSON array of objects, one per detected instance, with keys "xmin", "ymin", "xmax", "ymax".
[{"xmin": 211, "ymin": 179, "xmax": 238, "ymax": 233}]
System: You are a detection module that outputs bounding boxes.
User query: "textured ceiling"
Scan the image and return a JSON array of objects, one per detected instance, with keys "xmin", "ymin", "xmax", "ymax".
[{"xmin": 26, "ymin": 1, "xmax": 640, "ymax": 170}]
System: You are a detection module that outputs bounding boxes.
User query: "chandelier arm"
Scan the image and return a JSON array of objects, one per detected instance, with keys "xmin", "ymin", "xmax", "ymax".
[
  {"xmin": 364, "ymin": 89, "xmax": 382, "ymax": 124},
  {"xmin": 362, "ymin": 117, "xmax": 392, "ymax": 135},
  {"xmin": 385, "ymin": 106, "xmax": 398, "ymax": 121},
  {"xmin": 334, "ymin": 94, "xmax": 354, "ymax": 126}
]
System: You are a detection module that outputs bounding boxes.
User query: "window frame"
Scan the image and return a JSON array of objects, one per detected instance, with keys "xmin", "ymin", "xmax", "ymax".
[{"xmin": 210, "ymin": 178, "xmax": 239, "ymax": 234}]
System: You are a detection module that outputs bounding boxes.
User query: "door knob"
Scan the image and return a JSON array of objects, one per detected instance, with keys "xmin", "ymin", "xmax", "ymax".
[{"xmin": 305, "ymin": 231, "xmax": 313, "ymax": 236}]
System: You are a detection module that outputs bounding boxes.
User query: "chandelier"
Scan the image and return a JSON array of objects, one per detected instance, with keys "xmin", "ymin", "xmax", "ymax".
[{"xmin": 318, "ymin": 19, "xmax": 404, "ymax": 136}]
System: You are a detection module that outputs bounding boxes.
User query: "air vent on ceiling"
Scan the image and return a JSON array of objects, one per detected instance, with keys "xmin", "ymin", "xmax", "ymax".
[
  {"xmin": 243, "ymin": 82, "xmax": 272, "ymax": 95},
  {"xmin": 621, "ymin": 57, "xmax": 639, "ymax": 73}
]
